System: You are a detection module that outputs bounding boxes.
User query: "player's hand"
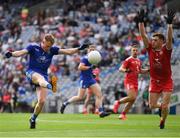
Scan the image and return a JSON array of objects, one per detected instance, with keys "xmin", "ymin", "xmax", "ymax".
[
  {"xmin": 5, "ymin": 51, "xmax": 13, "ymax": 58},
  {"xmin": 137, "ymin": 9, "xmax": 146, "ymax": 23},
  {"xmin": 78, "ymin": 39, "xmax": 92, "ymax": 50},
  {"xmin": 164, "ymin": 9, "xmax": 175, "ymax": 24}
]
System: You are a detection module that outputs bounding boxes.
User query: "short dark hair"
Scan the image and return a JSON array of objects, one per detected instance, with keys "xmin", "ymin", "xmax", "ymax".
[
  {"xmin": 130, "ymin": 42, "xmax": 139, "ymax": 48},
  {"xmin": 152, "ymin": 33, "xmax": 165, "ymax": 41},
  {"xmin": 44, "ymin": 34, "xmax": 55, "ymax": 45}
]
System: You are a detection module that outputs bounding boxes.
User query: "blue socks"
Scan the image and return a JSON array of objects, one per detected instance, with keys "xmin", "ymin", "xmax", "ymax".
[
  {"xmin": 64, "ymin": 101, "xmax": 70, "ymax": 106},
  {"xmin": 47, "ymin": 84, "xmax": 52, "ymax": 90},
  {"xmin": 98, "ymin": 107, "xmax": 104, "ymax": 112},
  {"xmin": 31, "ymin": 114, "xmax": 38, "ymax": 122}
]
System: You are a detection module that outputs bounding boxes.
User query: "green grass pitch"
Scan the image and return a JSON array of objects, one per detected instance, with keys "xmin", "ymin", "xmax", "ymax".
[{"xmin": 0, "ymin": 113, "xmax": 180, "ymax": 138}]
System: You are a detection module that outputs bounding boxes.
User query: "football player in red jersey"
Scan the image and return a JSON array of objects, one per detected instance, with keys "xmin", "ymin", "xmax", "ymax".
[
  {"xmin": 113, "ymin": 45, "xmax": 149, "ymax": 120},
  {"xmin": 138, "ymin": 9, "xmax": 175, "ymax": 129}
]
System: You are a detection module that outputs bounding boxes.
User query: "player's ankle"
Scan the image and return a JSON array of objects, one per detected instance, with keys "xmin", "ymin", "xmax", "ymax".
[
  {"xmin": 47, "ymin": 83, "xmax": 52, "ymax": 90},
  {"xmin": 122, "ymin": 112, "xmax": 126, "ymax": 115}
]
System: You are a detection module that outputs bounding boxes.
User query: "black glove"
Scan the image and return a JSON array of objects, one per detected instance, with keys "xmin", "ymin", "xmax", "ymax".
[
  {"xmin": 90, "ymin": 65, "xmax": 96, "ymax": 70},
  {"xmin": 137, "ymin": 9, "xmax": 146, "ymax": 23},
  {"xmin": 92, "ymin": 74, "xmax": 96, "ymax": 78},
  {"xmin": 164, "ymin": 9, "xmax": 175, "ymax": 24},
  {"xmin": 78, "ymin": 39, "xmax": 92, "ymax": 50},
  {"xmin": 5, "ymin": 51, "xmax": 13, "ymax": 58}
]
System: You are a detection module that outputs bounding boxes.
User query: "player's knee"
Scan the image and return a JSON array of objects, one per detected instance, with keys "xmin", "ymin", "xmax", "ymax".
[
  {"xmin": 96, "ymin": 94, "xmax": 102, "ymax": 101},
  {"xmin": 38, "ymin": 81, "xmax": 46, "ymax": 87},
  {"xmin": 149, "ymin": 103, "xmax": 156, "ymax": 109},
  {"xmin": 37, "ymin": 99, "xmax": 45, "ymax": 106},
  {"xmin": 161, "ymin": 104, "xmax": 168, "ymax": 109},
  {"xmin": 128, "ymin": 96, "xmax": 136, "ymax": 102},
  {"xmin": 77, "ymin": 96, "xmax": 84, "ymax": 100}
]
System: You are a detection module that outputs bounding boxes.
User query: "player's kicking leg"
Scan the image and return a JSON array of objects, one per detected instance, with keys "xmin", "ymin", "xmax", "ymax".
[{"xmin": 30, "ymin": 72, "xmax": 58, "ymax": 93}]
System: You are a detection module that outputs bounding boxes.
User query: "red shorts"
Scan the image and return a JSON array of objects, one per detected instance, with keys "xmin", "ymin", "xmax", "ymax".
[
  {"xmin": 124, "ymin": 81, "xmax": 138, "ymax": 93},
  {"xmin": 149, "ymin": 79, "xmax": 173, "ymax": 93}
]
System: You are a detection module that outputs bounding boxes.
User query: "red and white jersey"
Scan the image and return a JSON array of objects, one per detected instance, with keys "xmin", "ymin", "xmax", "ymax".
[
  {"xmin": 123, "ymin": 56, "xmax": 142, "ymax": 86},
  {"xmin": 147, "ymin": 43, "xmax": 172, "ymax": 82}
]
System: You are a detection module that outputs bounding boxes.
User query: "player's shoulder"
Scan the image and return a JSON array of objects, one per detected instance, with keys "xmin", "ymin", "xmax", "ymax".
[
  {"xmin": 81, "ymin": 55, "xmax": 88, "ymax": 60},
  {"xmin": 162, "ymin": 43, "xmax": 172, "ymax": 51},
  {"xmin": 28, "ymin": 43, "xmax": 40, "ymax": 48},
  {"xmin": 50, "ymin": 45, "xmax": 60, "ymax": 51},
  {"xmin": 125, "ymin": 56, "xmax": 133, "ymax": 61},
  {"xmin": 51, "ymin": 45, "xmax": 59, "ymax": 48},
  {"xmin": 80, "ymin": 55, "xmax": 88, "ymax": 64},
  {"xmin": 136, "ymin": 58, "xmax": 142, "ymax": 64}
]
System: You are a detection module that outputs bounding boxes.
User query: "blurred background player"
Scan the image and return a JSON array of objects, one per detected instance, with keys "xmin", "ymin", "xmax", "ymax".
[
  {"xmin": 138, "ymin": 9, "xmax": 175, "ymax": 129},
  {"xmin": 82, "ymin": 66, "xmax": 101, "ymax": 114},
  {"xmin": 5, "ymin": 34, "xmax": 90, "ymax": 129},
  {"xmin": 113, "ymin": 44, "xmax": 149, "ymax": 120},
  {"xmin": 60, "ymin": 45, "xmax": 110, "ymax": 118}
]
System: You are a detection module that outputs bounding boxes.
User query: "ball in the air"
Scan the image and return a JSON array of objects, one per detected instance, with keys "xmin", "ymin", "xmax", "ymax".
[{"xmin": 88, "ymin": 50, "xmax": 102, "ymax": 65}]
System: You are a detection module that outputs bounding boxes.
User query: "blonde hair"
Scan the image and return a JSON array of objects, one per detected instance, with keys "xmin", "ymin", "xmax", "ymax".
[{"xmin": 44, "ymin": 34, "xmax": 55, "ymax": 45}]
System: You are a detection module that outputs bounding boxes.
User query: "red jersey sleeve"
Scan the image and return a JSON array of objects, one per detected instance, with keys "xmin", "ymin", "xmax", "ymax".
[{"xmin": 122, "ymin": 59, "xmax": 129, "ymax": 69}]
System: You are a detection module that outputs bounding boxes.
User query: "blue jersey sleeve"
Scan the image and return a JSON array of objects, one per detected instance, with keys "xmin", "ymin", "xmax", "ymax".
[
  {"xmin": 26, "ymin": 44, "xmax": 34, "ymax": 53},
  {"xmin": 50, "ymin": 46, "xmax": 59, "ymax": 55},
  {"xmin": 81, "ymin": 57, "xmax": 88, "ymax": 64},
  {"xmin": 81, "ymin": 56, "xmax": 91, "ymax": 66}
]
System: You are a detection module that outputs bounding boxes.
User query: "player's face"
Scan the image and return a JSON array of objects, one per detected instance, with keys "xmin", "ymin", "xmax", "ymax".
[
  {"xmin": 131, "ymin": 47, "xmax": 138, "ymax": 58},
  {"xmin": 42, "ymin": 39, "xmax": 53, "ymax": 49},
  {"xmin": 88, "ymin": 45, "xmax": 96, "ymax": 53},
  {"xmin": 152, "ymin": 36, "xmax": 162, "ymax": 48}
]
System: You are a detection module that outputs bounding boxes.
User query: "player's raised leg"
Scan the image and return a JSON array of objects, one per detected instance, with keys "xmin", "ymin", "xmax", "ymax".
[{"xmin": 26, "ymin": 70, "xmax": 54, "ymax": 90}]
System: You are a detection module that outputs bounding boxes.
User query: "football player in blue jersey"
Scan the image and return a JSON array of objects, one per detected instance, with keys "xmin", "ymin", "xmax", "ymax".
[
  {"xmin": 5, "ymin": 34, "xmax": 91, "ymax": 129},
  {"xmin": 60, "ymin": 45, "xmax": 110, "ymax": 118}
]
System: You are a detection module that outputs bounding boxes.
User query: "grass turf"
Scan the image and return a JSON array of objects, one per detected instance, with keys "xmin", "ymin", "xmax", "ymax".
[{"xmin": 0, "ymin": 113, "xmax": 180, "ymax": 138}]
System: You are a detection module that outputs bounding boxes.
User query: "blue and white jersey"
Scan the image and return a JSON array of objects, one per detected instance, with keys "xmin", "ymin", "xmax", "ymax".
[
  {"xmin": 26, "ymin": 43, "xmax": 59, "ymax": 76},
  {"xmin": 80, "ymin": 55, "xmax": 94, "ymax": 81}
]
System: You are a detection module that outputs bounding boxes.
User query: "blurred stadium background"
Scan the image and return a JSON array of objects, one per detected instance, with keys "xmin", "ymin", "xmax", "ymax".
[{"xmin": 0, "ymin": 0, "xmax": 180, "ymax": 115}]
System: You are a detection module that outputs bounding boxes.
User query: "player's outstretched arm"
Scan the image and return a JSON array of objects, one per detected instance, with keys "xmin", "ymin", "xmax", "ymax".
[
  {"xmin": 58, "ymin": 39, "xmax": 92, "ymax": 55},
  {"xmin": 137, "ymin": 9, "xmax": 150, "ymax": 48},
  {"xmin": 165, "ymin": 10, "xmax": 175, "ymax": 50},
  {"xmin": 58, "ymin": 47, "xmax": 79, "ymax": 55},
  {"xmin": 5, "ymin": 49, "xmax": 28, "ymax": 58}
]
